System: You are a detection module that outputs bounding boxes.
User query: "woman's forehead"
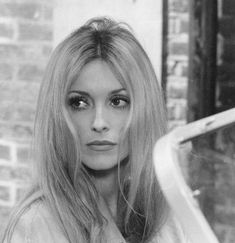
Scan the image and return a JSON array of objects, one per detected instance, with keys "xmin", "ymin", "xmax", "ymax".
[{"xmin": 69, "ymin": 60, "xmax": 126, "ymax": 94}]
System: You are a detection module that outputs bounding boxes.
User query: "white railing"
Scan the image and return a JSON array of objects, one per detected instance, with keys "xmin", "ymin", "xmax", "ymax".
[{"xmin": 153, "ymin": 108, "xmax": 235, "ymax": 243}]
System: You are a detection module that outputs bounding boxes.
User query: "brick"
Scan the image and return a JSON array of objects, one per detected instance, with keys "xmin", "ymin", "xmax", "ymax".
[
  {"xmin": 219, "ymin": 16, "xmax": 235, "ymax": 38},
  {"xmin": 168, "ymin": 61, "xmax": 188, "ymax": 76},
  {"xmin": 180, "ymin": 19, "xmax": 189, "ymax": 33},
  {"xmin": 42, "ymin": 45, "xmax": 53, "ymax": 58},
  {"xmin": 223, "ymin": 42, "xmax": 235, "ymax": 62},
  {"xmin": 167, "ymin": 100, "xmax": 187, "ymax": 120},
  {"xmin": 181, "ymin": 65, "xmax": 188, "ymax": 77},
  {"xmin": 17, "ymin": 146, "xmax": 31, "ymax": 164},
  {"xmin": 0, "ymin": 204, "xmax": 11, "ymax": 217},
  {"xmin": 169, "ymin": 0, "xmax": 189, "ymax": 12},
  {"xmin": 218, "ymin": 82, "xmax": 235, "ymax": 107},
  {"xmin": 0, "ymin": 103, "xmax": 11, "ymax": 121},
  {"xmin": 0, "ymin": 145, "xmax": 10, "ymax": 161},
  {"xmin": 169, "ymin": 42, "xmax": 188, "ymax": 56},
  {"xmin": 0, "ymin": 63, "xmax": 13, "ymax": 81},
  {"xmin": 13, "ymin": 102, "xmax": 36, "ymax": 122},
  {"xmin": 16, "ymin": 186, "xmax": 28, "ymax": 202},
  {"xmin": 0, "ymin": 44, "xmax": 51, "ymax": 62},
  {"xmin": 0, "ymin": 2, "xmax": 46, "ymax": 21},
  {"xmin": 169, "ymin": 17, "xmax": 180, "ymax": 35},
  {"xmin": 0, "ymin": 185, "xmax": 10, "ymax": 201},
  {"xmin": 0, "ymin": 44, "xmax": 20, "ymax": 61},
  {"xmin": 20, "ymin": 44, "xmax": 52, "ymax": 61},
  {"xmin": 0, "ymin": 22, "xmax": 14, "ymax": 39},
  {"xmin": 0, "ymin": 205, "xmax": 11, "ymax": 233},
  {"xmin": 0, "ymin": 81, "xmax": 39, "ymax": 106},
  {"xmin": 18, "ymin": 64, "xmax": 45, "ymax": 82},
  {"xmin": 217, "ymin": 63, "xmax": 235, "ymax": 81},
  {"xmin": 167, "ymin": 83, "xmax": 187, "ymax": 99},
  {"xmin": 222, "ymin": 0, "xmax": 235, "ymax": 15},
  {"xmin": 0, "ymin": 123, "xmax": 33, "ymax": 141},
  {"xmin": 12, "ymin": 124, "xmax": 33, "ymax": 140},
  {"xmin": 167, "ymin": 120, "xmax": 186, "ymax": 131},
  {"xmin": 0, "ymin": 166, "xmax": 13, "ymax": 181},
  {"xmin": 18, "ymin": 23, "xmax": 52, "ymax": 41},
  {"xmin": 169, "ymin": 17, "xmax": 189, "ymax": 35},
  {"xmin": 12, "ymin": 166, "xmax": 32, "ymax": 184},
  {"xmin": 0, "ymin": 102, "xmax": 36, "ymax": 122},
  {"xmin": 167, "ymin": 77, "xmax": 188, "ymax": 96},
  {"xmin": 43, "ymin": 5, "xmax": 53, "ymax": 21}
]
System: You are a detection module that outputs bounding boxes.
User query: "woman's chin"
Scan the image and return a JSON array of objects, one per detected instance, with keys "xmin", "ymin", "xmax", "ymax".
[{"xmin": 82, "ymin": 155, "xmax": 129, "ymax": 174}]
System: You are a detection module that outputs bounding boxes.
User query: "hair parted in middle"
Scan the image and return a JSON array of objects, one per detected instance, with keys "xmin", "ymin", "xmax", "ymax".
[{"xmin": 31, "ymin": 17, "xmax": 168, "ymax": 243}]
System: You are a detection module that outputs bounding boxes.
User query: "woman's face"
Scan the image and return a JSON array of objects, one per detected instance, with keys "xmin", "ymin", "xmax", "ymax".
[{"xmin": 67, "ymin": 60, "xmax": 130, "ymax": 171}]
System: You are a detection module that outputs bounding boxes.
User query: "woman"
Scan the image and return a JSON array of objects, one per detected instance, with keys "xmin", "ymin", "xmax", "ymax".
[{"xmin": 2, "ymin": 17, "xmax": 187, "ymax": 243}]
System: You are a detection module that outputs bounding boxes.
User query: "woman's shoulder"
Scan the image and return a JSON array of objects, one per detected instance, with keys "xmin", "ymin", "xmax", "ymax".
[
  {"xmin": 151, "ymin": 212, "xmax": 191, "ymax": 243},
  {"xmin": 7, "ymin": 200, "xmax": 68, "ymax": 243}
]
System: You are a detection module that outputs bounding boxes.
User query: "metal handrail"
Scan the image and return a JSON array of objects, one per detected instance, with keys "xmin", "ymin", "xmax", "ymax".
[{"xmin": 153, "ymin": 108, "xmax": 235, "ymax": 243}]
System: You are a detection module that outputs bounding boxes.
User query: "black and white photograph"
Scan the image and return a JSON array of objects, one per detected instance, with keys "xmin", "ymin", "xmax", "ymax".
[{"xmin": 0, "ymin": 0, "xmax": 234, "ymax": 242}]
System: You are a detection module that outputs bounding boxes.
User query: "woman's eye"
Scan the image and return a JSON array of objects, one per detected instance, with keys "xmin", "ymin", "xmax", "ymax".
[
  {"xmin": 68, "ymin": 96, "xmax": 89, "ymax": 110},
  {"xmin": 110, "ymin": 96, "xmax": 130, "ymax": 109}
]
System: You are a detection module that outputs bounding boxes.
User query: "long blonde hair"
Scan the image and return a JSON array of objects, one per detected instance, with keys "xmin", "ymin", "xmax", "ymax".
[{"xmin": 3, "ymin": 17, "xmax": 168, "ymax": 243}]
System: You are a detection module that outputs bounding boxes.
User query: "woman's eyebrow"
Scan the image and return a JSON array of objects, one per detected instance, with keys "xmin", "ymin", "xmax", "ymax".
[
  {"xmin": 68, "ymin": 89, "xmax": 126, "ymax": 96},
  {"xmin": 110, "ymin": 88, "xmax": 126, "ymax": 95},
  {"xmin": 68, "ymin": 90, "xmax": 90, "ymax": 96}
]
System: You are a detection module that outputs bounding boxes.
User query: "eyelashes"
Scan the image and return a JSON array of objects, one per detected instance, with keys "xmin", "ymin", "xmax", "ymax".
[
  {"xmin": 110, "ymin": 95, "xmax": 130, "ymax": 109},
  {"xmin": 67, "ymin": 95, "xmax": 89, "ymax": 111},
  {"xmin": 67, "ymin": 94, "xmax": 130, "ymax": 111}
]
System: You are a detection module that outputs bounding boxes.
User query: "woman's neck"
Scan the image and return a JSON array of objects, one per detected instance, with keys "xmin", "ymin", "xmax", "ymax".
[{"xmin": 86, "ymin": 165, "xmax": 120, "ymax": 219}]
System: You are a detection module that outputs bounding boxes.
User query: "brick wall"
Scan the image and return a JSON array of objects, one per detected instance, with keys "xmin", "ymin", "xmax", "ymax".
[
  {"xmin": 166, "ymin": 0, "xmax": 189, "ymax": 129},
  {"xmin": 217, "ymin": 0, "xmax": 235, "ymax": 111},
  {"xmin": 214, "ymin": 0, "xmax": 235, "ymax": 242},
  {"xmin": 0, "ymin": 0, "xmax": 53, "ymax": 233}
]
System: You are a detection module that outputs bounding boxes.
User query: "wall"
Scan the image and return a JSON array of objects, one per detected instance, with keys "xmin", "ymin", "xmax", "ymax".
[
  {"xmin": 215, "ymin": 0, "xmax": 235, "ymax": 241},
  {"xmin": 166, "ymin": 0, "xmax": 189, "ymax": 129},
  {"xmin": 54, "ymin": 0, "xmax": 163, "ymax": 80},
  {"xmin": 0, "ymin": 0, "xmax": 53, "ymax": 232},
  {"xmin": 217, "ymin": 0, "xmax": 235, "ymax": 111}
]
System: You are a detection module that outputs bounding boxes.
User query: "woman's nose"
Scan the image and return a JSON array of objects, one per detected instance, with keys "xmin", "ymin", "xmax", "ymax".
[{"xmin": 91, "ymin": 106, "xmax": 109, "ymax": 133}]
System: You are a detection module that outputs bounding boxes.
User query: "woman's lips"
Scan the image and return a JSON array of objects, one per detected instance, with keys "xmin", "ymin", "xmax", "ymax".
[{"xmin": 86, "ymin": 140, "xmax": 117, "ymax": 151}]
